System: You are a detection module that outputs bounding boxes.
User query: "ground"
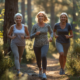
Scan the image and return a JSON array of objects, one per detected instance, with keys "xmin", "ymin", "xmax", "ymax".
[{"xmin": 10, "ymin": 53, "xmax": 80, "ymax": 80}]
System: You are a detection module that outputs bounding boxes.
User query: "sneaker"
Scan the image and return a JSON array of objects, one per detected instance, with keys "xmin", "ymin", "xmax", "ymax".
[
  {"xmin": 42, "ymin": 73, "xmax": 47, "ymax": 79},
  {"xmin": 60, "ymin": 68, "xmax": 65, "ymax": 75},
  {"xmin": 39, "ymin": 69, "xmax": 42, "ymax": 78},
  {"xmin": 62, "ymin": 69, "xmax": 65, "ymax": 74},
  {"xmin": 17, "ymin": 72, "xmax": 23, "ymax": 77}
]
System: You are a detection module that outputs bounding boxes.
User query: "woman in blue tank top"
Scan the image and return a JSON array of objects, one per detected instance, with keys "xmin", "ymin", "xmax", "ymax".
[
  {"xmin": 53, "ymin": 12, "xmax": 73, "ymax": 75},
  {"xmin": 7, "ymin": 13, "xmax": 30, "ymax": 77}
]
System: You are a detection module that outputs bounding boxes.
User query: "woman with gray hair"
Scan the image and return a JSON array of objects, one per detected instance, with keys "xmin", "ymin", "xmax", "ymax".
[
  {"xmin": 7, "ymin": 13, "xmax": 30, "ymax": 76},
  {"xmin": 30, "ymin": 11, "xmax": 53, "ymax": 79},
  {"xmin": 53, "ymin": 12, "xmax": 73, "ymax": 75}
]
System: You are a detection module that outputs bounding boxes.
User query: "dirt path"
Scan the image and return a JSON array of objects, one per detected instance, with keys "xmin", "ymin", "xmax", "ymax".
[{"xmin": 10, "ymin": 53, "xmax": 73, "ymax": 80}]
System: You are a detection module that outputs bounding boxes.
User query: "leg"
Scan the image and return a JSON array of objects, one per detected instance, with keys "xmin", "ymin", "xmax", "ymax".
[
  {"xmin": 55, "ymin": 41, "xmax": 65, "ymax": 75},
  {"xmin": 33, "ymin": 46, "xmax": 41, "ymax": 70},
  {"xmin": 59, "ymin": 52, "xmax": 64, "ymax": 69},
  {"xmin": 55, "ymin": 41, "xmax": 64, "ymax": 69},
  {"xmin": 11, "ymin": 43, "xmax": 20, "ymax": 71},
  {"xmin": 34, "ymin": 46, "xmax": 42, "ymax": 78},
  {"xmin": 41, "ymin": 45, "xmax": 49, "ymax": 73},
  {"xmin": 63, "ymin": 43, "xmax": 70, "ymax": 69},
  {"xmin": 63, "ymin": 56, "xmax": 67, "ymax": 69},
  {"xmin": 18, "ymin": 46, "xmax": 25, "ymax": 63},
  {"xmin": 41, "ymin": 45, "xmax": 49, "ymax": 79}
]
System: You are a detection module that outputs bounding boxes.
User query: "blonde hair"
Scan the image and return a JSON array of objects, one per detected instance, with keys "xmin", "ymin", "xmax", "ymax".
[
  {"xmin": 14, "ymin": 13, "xmax": 23, "ymax": 23},
  {"xmin": 35, "ymin": 11, "xmax": 50, "ymax": 23},
  {"xmin": 60, "ymin": 12, "xmax": 68, "ymax": 23}
]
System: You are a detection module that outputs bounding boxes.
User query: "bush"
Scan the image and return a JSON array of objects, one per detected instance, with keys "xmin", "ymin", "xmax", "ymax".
[
  {"xmin": 66, "ymin": 38, "xmax": 80, "ymax": 76},
  {"xmin": 0, "ymin": 45, "xmax": 14, "ymax": 80},
  {"xmin": 22, "ymin": 40, "xmax": 36, "ymax": 63}
]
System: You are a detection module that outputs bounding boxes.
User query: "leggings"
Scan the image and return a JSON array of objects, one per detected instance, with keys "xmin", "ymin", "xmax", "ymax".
[
  {"xmin": 11, "ymin": 43, "xmax": 25, "ymax": 70},
  {"xmin": 33, "ymin": 45, "xmax": 49, "ymax": 70}
]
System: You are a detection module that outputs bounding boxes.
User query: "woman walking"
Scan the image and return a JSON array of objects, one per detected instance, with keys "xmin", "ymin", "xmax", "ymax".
[
  {"xmin": 8, "ymin": 13, "xmax": 30, "ymax": 76},
  {"xmin": 53, "ymin": 12, "xmax": 73, "ymax": 75},
  {"xmin": 30, "ymin": 11, "xmax": 53, "ymax": 79}
]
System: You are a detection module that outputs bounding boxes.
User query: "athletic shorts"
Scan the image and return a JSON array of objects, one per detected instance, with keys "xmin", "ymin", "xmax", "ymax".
[{"xmin": 55, "ymin": 41, "xmax": 70, "ymax": 56}]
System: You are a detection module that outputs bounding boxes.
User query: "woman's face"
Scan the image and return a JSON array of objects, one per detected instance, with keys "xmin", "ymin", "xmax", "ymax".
[
  {"xmin": 60, "ymin": 14, "xmax": 67, "ymax": 23},
  {"xmin": 15, "ymin": 15, "xmax": 22, "ymax": 24},
  {"xmin": 38, "ymin": 13, "xmax": 45, "ymax": 23}
]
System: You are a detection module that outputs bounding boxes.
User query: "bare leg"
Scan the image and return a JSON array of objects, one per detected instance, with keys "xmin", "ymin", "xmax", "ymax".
[
  {"xmin": 43, "ymin": 69, "xmax": 46, "ymax": 73},
  {"xmin": 18, "ymin": 46, "xmax": 25, "ymax": 63},
  {"xmin": 63, "ymin": 56, "xmax": 66, "ymax": 69},
  {"xmin": 59, "ymin": 52, "xmax": 64, "ymax": 69}
]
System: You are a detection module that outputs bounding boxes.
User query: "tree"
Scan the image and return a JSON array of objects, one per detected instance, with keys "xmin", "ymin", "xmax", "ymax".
[
  {"xmin": 27, "ymin": 0, "xmax": 32, "ymax": 33},
  {"xmin": 21, "ymin": 0, "xmax": 25, "ymax": 24},
  {"xmin": 34, "ymin": 0, "xmax": 71, "ymax": 29},
  {"xmin": 3, "ymin": 0, "xmax": 18, "ymax": 55}
]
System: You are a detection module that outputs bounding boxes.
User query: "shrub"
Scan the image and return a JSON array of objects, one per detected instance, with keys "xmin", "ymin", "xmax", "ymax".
[
  {"xmin": 22, "ymin": 40, "xmax": 36, "ymax": 63},
  {"xmin": 66, "ymin": 38, "xmax": 80, "ymax": 76},
  {"xmin": 0, "ymin": 45, "xmax": 14, "ymax": 80}
]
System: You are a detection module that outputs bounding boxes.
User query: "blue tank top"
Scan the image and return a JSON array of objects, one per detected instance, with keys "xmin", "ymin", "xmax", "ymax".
[{"xmin": 11, "ymin": 24, "xmax": 25, "ymax": 46}]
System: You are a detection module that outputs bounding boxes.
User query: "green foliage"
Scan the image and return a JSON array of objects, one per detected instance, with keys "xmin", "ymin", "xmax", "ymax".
[
  {"xmin": 0, "ymin": 44, "xmax": 14, "ymax": 80},
  {"xmin": 66, "ymin": 56, "xmax": 80, "ymax": 76},
  {"xmin": 66, "ymin": 38, "xmax": 80, "ymax": 76},
  {"xmin": 22, "ymin": 40, "xmax": 36, "ymax": 63},
  {"xmin": 0, "ymin": 9, "xmax": 4, "ymax": 31},
  {"xmin": 0, "ymin": 69, "xmax": 14, "ymax": 80},
  {"xmin": 0, "ymin": 53, "xmax": 14, "ymax": 77}
]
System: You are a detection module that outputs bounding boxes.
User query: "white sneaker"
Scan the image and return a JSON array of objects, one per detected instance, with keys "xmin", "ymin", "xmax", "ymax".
[
  {"xmin": 39, "ymin": 69, "xmax": 42, "ymax": 78},
  {"xmin": 42, "ymin": 73, "xmax": 47, "ymax": 79}
]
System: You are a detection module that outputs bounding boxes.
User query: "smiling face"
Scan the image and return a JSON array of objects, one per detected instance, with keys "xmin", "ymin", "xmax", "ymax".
[
  {"xmin": 37, "ymin": 13, "xmax": 45, "ymax": 23},
  {"xmin": 60, "ymin": 14, "xmax": 67, "ymax": 23},
  {"xmin": 15, "ymin": 15, "xmax": 22, "ymax": 24}
]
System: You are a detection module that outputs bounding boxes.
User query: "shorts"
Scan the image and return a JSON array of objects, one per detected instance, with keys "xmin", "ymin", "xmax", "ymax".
[{"xmin": 55, "ymin": 41, "xmax": 70, "ymax": 56}]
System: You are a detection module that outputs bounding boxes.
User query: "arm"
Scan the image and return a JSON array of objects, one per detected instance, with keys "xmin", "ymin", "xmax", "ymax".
[
  {"xmin": 53, "ymin": 29, "xmax": 58, "ymax": 38},
  {"xmin": 7, "ymin": 25, "xmax": 16, "ymax": 39},
  {"xmin": 24, "ymin": 26, "xmax": 30, "ymax": 39},
  {"xmin": 65, "ymin": 24, "xmax": 73, "ymax": 39},
  {"xmin": 48, "ymin": 25, "xmax": 53, "ymax": 42},
  {"xmin": 30, "ymin": 25, "xmax": 37, "ymax": 39},
  {"xmin": 69, "ymin": 30, "xmax": 73, "ymax": 38},
  {"xmin": 65, "ymin": 30, "xmax": 73, "ymax": 39}
]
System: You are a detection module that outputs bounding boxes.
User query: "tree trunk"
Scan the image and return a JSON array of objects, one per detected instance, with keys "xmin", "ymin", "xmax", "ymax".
[
  {"xmin": 50, "ymin": 2, "xmax": 55, "ymax": 29},
  {"xmin": 21, "ymin": 0, "xmax": 25, "ymax": 24},
  {"xmin": 72, "ymin": 0, "xmax": 77, "ymax": 39},
  {"xmin": 27, "ymin": 0, "xmax": 32, "ymax": 33},
  {"xmin": 3, "ymin": 0, "xmax": 18, "ymax": 55}
]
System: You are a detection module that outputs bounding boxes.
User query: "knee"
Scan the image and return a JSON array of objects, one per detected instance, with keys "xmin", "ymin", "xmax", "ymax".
[
  {"xmin": 60, "ymin": 52, "xmax": 64, "ymax": 56},
  {"xmin": 41, "ymin": 55, "xmax": 46, "ymax": 58},
  {"xmin": 15, "ymin": 56, "xmax": 19, "ymax": 60}
]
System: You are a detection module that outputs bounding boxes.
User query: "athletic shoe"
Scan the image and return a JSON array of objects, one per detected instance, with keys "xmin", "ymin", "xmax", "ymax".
[
  {"xmin": 39, "ymin": 69, "xmax": 42, "ymax": 78},
  {"xmin": 62, "ymin": 69, "xmax": 65, "ymax": 74},
  {"xmin": 42, "ymin": 73, "xmax": 47, "ymax": 79},
  {"xmin": 17, "ymin": 72, "xmax": 23, "ymax": 77},
  {"xmin": 60, "ymin": 68, "xmax": 65, "ymax": 75}
]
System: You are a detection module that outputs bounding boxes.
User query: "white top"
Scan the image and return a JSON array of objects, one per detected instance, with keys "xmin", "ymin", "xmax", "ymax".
[{"xmin": 11, "ymin": 24, "xmax": 25, "ymax": 46}]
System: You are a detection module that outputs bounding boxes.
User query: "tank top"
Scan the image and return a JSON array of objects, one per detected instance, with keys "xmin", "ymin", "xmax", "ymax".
[{"xmin": 11, "ymin": 24, "xmax": 25, "ymax": 46}]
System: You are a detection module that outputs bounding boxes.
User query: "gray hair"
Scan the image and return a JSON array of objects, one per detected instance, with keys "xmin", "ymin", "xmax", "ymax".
[
  {"xmin": 60, "ymin": 12, "xmax": 68, "ymax": 23},
  {"xmin": 14, "ymin": 13, "xmax": 23, "ymax": 23}
]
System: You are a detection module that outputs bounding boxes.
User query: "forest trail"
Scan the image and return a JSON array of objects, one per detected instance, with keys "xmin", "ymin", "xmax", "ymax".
[{"xmin": 11, "ymin": 53, "xmax": 71, "ymax": 80}]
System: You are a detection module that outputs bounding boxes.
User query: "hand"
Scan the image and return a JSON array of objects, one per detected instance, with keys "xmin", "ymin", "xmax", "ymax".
[
  {"xmin": 54, "ymin": 35, "xmax": 58, "ymax": 38},
  {"xmin": 25, "ymin": 36, "xmax": 30, "ymax": 39},
  {"xmin": 48, "ymin": 37, "xmax": 52, "ymax": 42},
  {"xmin": 65, "ymin": 35, "xmax": 69, "ymax": 39},
  {"xmin": 21, "ymin": 35, "xmax": 25, "ymax": 39},
  {"xmin": 11, "ymin": 36, "xmax": 16, "ymax": 39},
  {"xmin": 36, "ymin": 31, "xmax": 40, "ymax": 35}
]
